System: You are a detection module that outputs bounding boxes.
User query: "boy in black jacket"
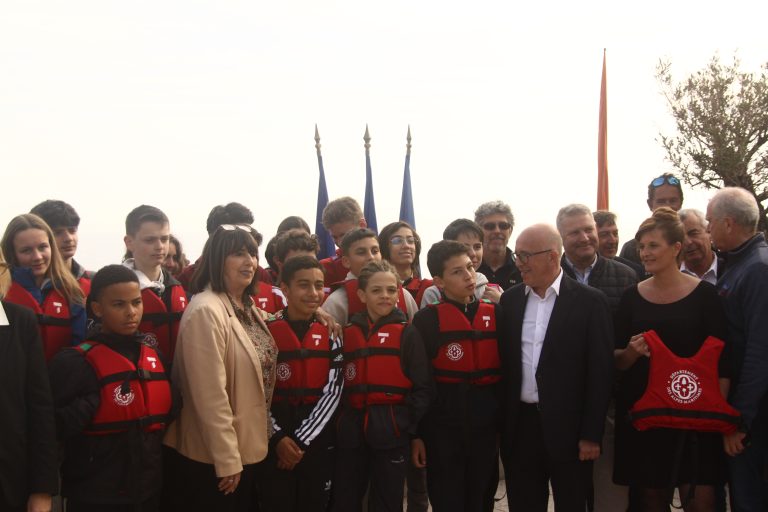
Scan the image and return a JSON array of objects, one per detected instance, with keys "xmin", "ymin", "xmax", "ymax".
[
  {"xmin": 411, "ymin": 240, "xmax": 503, "ymax": 512},
  {"xmin": 49, "ymin": 265, "xmax": 179, "ymax": 512},
  {"xmin": 331, "ymin": 260, "xmax": 431, "ymax": 512}
]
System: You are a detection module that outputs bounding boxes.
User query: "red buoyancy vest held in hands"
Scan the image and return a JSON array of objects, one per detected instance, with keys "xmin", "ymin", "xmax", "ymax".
[{"xmin": 629, "ymin": 330, "xmax": 741, "ymax": 433}]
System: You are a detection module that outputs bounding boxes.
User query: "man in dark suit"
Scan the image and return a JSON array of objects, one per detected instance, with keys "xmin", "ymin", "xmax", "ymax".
[{"xmin": 498, "ymin": 224, "xmax": 614, "ymax": 511}]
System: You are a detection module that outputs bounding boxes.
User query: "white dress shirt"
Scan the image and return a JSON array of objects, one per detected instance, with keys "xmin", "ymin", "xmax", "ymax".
[
  {"xmin": 564, "ymin": 255, "xmax": 597, "ymax": 285},
  {"xmin": 681, "ymin": 256, "xmax": 718, "ymax": 285},
  {"xmin": 520, "ymin": 269, "xmax": 563, "ymax": 403}
]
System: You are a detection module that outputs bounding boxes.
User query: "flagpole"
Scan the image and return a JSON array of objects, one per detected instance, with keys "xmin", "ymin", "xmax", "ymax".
[
  {"xmin": 363, "ymin": 124, "xmax": 378, "ymax": 233},
  {"xmin": 314, "ymin": 125, "xmax": 335, "ymax": 259},
  {"xmin": 399, "ymin": 125, "xmax": 416, "ymax": 228},
  {"xmin": 597, "ymin": 49, "xmax": 609, "ymax": 210}
]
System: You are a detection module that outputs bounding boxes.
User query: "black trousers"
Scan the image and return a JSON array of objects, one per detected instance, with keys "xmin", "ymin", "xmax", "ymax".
[
  {"xmin": 502, "ymin": 403, "xmax": 591, "ymax": 512},
  {"xmin": 257, "ymin": 440, "xmax": 335, "ymax": 512},
  {"xmin": 330, "ymin": 442, "xmax": 409, "ymax": 512},
  {"xmin": 406, "ymin": 461, "xmax": 429, "ymax": 512},
  {"xmin": 65, "ymin": 496, "xmax": 159, "ymax": 512},
  {"xmin": 423, "ymin": 423, "xmax": 498, "ymax": 512},
  {"xmin": 161, "ymin": 447, "xmax": 257, "ymax": 512}
]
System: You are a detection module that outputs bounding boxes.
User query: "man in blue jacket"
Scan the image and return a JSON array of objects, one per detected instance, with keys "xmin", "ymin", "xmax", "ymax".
[{"xmin": 707, "ymin": 187, "xmax": 768, "ymax": 511}]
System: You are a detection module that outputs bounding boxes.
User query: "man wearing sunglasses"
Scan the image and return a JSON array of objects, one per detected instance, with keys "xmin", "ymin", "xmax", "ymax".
[
  {"xmin": 474, "ymin": 201, "xmax": 522, "ymax": 291},
  {"xmin": 619, "ymin": 173, "xmax": 685, "ymax": 265}
]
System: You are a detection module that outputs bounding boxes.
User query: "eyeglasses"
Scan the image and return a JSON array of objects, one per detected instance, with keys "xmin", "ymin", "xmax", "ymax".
[
  {"xmin": 218, "ymin": 224, "xmax": 255, "ymax": 234},
  {"xmin": 650, "ymin": 175, "xmax": 680, "ymax": 188},
  {"xmin": 390, "ymin": 235, "xmax": 416, "ymax": 246},
  {"xmin": 482, "ymin": 221, "xmax": 512, "ymax": 231},
  {"xmin": 511, "ymin": 249, "xmax": 551, "ymax": 264}
]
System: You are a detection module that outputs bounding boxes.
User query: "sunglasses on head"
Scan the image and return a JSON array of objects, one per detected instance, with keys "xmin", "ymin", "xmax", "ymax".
[
  {"xmin": 482, "ymin": 221, "xmax": 512, "ymax": 231},
  {"xmin": 218, "ymin": 224, "xmax": 255, "ymax": 234},
  {"xmin": 390, "ymin": 235, "xmax": 416, "ymax": 246},
  {"xmin": 650, "ymin": 175, "xmax": 680, "ymax": 188}
]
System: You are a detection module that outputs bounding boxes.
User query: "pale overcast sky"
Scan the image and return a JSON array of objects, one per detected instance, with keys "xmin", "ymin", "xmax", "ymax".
[{"xmin": 2, "ymin": 1, "xmax": 766, "ymax": 272}]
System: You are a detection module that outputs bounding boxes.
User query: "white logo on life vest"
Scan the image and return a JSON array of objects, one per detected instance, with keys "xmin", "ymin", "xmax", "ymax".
[
  {"xmin": 179, "ymin": 296, "xmax": 186, "ymax": 309},
  {"xmin": 113, "ymin": 384, "xmax": 135, "ymax": 406},
  {"xmin": 482, "ymin": 315, "xmax": 491, "ymax": 328},
  {"xmin": 258, "ymin": 298, "xmax": 268, "ymax": 307},
  {"xmin": 344, "ymin": 362, "xmax": 357, "ymax": 381},
  {"xmin": 146, "ymin": 356, "xmax": 157, "ymax": 369},
  {"xmin": 446, "ymin": 342, "xmax": 464, "ymax": 361},
  {"xmin": 313, "ymin": 334, "xmax": 322, "ymax": 346},
  {"xmin": 276, "ymin": 363, "xmax": 292, "ymax": 381},
  {"xmin": 53, "ymin": 301, "xmax": 63, "ymax": 314},
  {"xmin": 378, "ymin": 332, "xmax": 389, "ymax": 344},
  {"xmin": 667, "ymin": 370, "xmax": 702, "ymax": 404}
]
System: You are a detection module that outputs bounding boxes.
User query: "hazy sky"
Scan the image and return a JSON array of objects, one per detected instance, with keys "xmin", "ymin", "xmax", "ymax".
[{"xmin": 2, "ymin": 1, "xmax": 766, "ymax": 272}]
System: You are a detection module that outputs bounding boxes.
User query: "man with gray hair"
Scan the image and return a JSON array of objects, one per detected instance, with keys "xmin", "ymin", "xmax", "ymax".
[
  {"xmin": 679, "ymin": 208, "xmax": 722, "ymax": 285},
  {"xmin": 706, "ymin": 187, "xmax": 768, "ymax": 510},
  {"xmin": 474, "ymin": 201, "xmax": 521, "ymax": 290},
  {"xmin": 556, "ymin": 204, "xmax": 637, "ymax": 313}
]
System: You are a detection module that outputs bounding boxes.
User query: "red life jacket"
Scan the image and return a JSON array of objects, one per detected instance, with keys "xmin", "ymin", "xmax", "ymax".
[
  {"xmin": 268, "ymin": 319, "xmax": 331, "ymax": 405},
  {"xmin": 404, "ymin": 277, "xmax": 433, "ymax": 307},
  {"xmin": 320, "ymin": 249, "xmax": 348, "ymax": 289},
  {"xmin": 77, "ymin": 276, "xmax": 92, "ymax": 297},
  {"xmin": 342, "ymin": 322, "xmax": 412, "ymax": 409},
  {"xmin": 5, "ymin": 282, "xmax": 73, "ymax": 361},
  {"xmin": 344, "ymin": 280, "xmax": 409, "ymax": 320},
  {"xmin": 74, "ymin": 341, "xmax": 172, "ymax": 435},
  {"xmin": 138, "ymin": 285, "xmax": 187, "ymax": 359},
  {"xmin": 629, "ymin": 330, "xmax": 741, "ymax": 433},
  {"xmin": 431, "ymin": 301, "xmax": 501, "ymax": 385},
  {"xmin": 253, "ymin": 281, "xmax": 285, "ymax": 314}
]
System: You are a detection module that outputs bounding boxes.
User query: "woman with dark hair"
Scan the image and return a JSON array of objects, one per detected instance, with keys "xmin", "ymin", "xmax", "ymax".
[
  {"xmin": 1, "ymin": 213, "xmax": 86, "ymax": 361},
  {"xmin": 163, "ymin": 224, "xmax": 277, "ymax": 511},
  {"xmin": 613, "ymin": 207, "xmax": 730, "ymax": 511},
  {"xmin": 378, "ymin": 221, "xmax": 432, "ymax": 306},
  {"xmin": 0, "ymin": 247, "xmax": 58, "ymax": 512}
]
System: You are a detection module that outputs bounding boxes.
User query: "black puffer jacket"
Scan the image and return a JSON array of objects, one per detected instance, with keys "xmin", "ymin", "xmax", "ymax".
[{"xmin": 561, "ymin": 254, "xmax": 637, "ymax": 313}]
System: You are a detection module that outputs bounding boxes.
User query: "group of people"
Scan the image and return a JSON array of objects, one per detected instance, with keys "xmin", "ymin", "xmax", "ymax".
[{"xmin": 0, "ymin": 173, "xmax": 766, "ymax": 512}]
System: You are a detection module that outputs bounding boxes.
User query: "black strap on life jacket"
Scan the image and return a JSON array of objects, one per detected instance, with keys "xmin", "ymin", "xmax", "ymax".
[
  {"xmin": 345, "ymin": 347, "xmax": 401, "ymax": 360},
  {"xmin": 37, "ymin": 314, "xmax": 70, "ymax": 327},
  {"xmin": 277, "ymin": 348, "xmax": 333, "ymax": 361},
  {"xmin": 85, "ymin": 413, "xmax": 171, "ymax": 433},
  {"xmin": 436, "ymin": 330, "xmax": 497, "ymax": 346},
  {"xmin": 432, "ymin": 367, "xmax": 502, "ymax": 381}
]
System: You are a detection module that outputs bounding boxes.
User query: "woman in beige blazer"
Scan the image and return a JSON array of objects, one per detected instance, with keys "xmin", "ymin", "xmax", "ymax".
[{"xmin": 163, "ymin": 224, "xmax": 277, "ymax": 512}]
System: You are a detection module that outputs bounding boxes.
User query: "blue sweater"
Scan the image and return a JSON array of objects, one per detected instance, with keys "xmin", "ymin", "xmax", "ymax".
[{"xmin": 717, "ymin": 233, "xmax": 768, "ymax": 428}]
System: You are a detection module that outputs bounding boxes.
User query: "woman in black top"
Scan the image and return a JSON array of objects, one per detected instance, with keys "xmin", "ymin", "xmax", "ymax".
[{"xmin": 613, "ymin": 208, "xmax": 728, "ymax": 511}]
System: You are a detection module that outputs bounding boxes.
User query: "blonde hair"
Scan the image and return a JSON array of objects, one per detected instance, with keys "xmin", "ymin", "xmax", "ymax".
[{"xmin": 1, "ymin": 214, "xmax": 85, "ymax": 305}]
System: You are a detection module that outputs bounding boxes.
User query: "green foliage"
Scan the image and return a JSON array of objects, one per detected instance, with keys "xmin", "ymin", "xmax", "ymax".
[{"xmin": 657, "ymin": 54, "xmax": 768, "ymax": 231}]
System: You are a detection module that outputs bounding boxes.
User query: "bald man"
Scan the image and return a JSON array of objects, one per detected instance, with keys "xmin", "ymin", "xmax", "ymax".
[{"xmin": 498, "ymin": 224, "xmax": 614, "ymax": 511}]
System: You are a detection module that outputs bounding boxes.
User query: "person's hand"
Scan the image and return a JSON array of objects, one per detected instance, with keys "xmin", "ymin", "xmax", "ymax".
[
  {"xmin": 27, "ymin": 493, "xmax": 51, "ymax": 512},
  {"xmin": 218, "ymin": 472, "xmax": 242, "ymax": 495},
  {"xmin": 628, "ymin": 334, "xmax": 650, "ymax": 358},
  {"xmin": 723, "ymin": 431, "xmax": 747, "ymax": 457},
  {"xmin": 578, "ymin": 440, "xmax": 600, "ymax": 461},
  {"xmin": 315, "ymin": 307, "xmax": 343, "ymax": 339},
  {"xmin": 411, "ymin": 438, "xmax": 427, "ymax": 468},
  {"xmin": 276, "ymin": 437, "xmax": 304, "ymax": 469},
  {"xmin": 481, "ymin": 286, "xmax": 502, "ymax": 303}
]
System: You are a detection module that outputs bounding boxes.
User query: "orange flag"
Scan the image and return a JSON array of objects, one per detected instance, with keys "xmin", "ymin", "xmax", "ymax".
[{"xmin": 596, "ymin": 49, "xmax": 609, "ymax": 210}]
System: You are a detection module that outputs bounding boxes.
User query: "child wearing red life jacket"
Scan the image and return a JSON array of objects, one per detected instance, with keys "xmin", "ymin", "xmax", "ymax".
[
  {"xmin": 122, "ymin": 205, "xmax": 188, "ymax": 360},
  {"xmin": 330, "ymin": 260, "xmax": 431, "ymax": 512},
  {"xmin": 411, "ymin": 240, "xmax": 504, "ymax": 512},
  {"xmin": 259, "ymin": 256, "xmax": 344, "ymax": 512},
  {"xmin": 379, "ymin": 221, "xmax": 433, "ymax": 307},
  {"xmin": 322, "ymin": 228, "xmax": 419, "ymax": 326},
  {"xmin": 49, "ymin": 265, "xmax": 178, "ymax": 512},
  {"xmin": 1, "ymin": 213, "xmax": 86, "ymax": 361}
]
